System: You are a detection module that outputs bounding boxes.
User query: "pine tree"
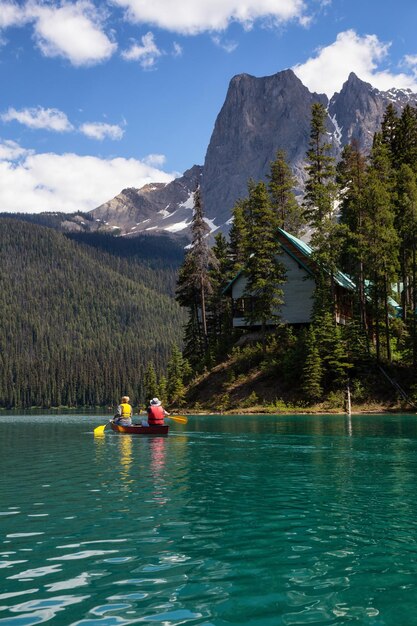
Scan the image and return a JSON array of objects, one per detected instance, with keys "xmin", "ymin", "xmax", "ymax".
[
  {"xmin": 303, "ymin": 103, "xmax": 337, "ymax": 228},
  {"xmin": 302, "ymin": 327, "xmax": 323, "ymax": 402},
  {"xmin": 336, "ymin": 140, "xmax": 369, "ymax": 330},
  {"xmin": 267, "ymin": 149, "xmax": 305, "ymax": 236},
  {"xmin": 229, "ymin": 198, "xmax": 249, "ymax": 274},
  {"xmin": 207, "ymin": 232, "xmax": 234, "ymax": 361},
  {"xmin": 395, "ymin": 164, "xmax": 417, "ymax": 364},
  {"xmin": 303, "ymin": 102, "xmax": 339, "ymax": 318},
  {"xmin": 176, "ymin": 186, "xmax": 218, "ymax": 367},
  {"xmin": 143, "ymin": 363, "xmax": 159, "ymax": 405},
  {"xmin": 396, "ymin": 105, "xmax": 417, "ymax": 172},
  {"xmin": 166, "ymin": 344, "xmax": 190, "ymax": 406},
  {"xmin": 243, "ymin": 181, "xmax": 286, "ymax": 341},
  {"xmin": 362, "ymin": 137, "xmax": 399, "ymax": 361}
]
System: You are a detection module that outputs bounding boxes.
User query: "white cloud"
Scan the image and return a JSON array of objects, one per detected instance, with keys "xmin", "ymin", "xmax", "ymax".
[
  {"xmin": 2, "ymin": 106, "xmax": 73, "ymax": 132},
  {"xmin": 403, "ymin": 55, "xmax": 417, "ymax": 71},
  {"xmin": 143, "ymin": 153, "xmax": 166, "ymax": 166},
  {"xmin": 0, "ymin": 1, "xmax": 28, "ymax": 28},
  {"xmin": 113, "ymin": 0, "xmax": 306, "ymax": 35},
  {"xmin": 121, "ymin": 31, "xmax": 162, "ymax": 68},
  {"xmin": 172, "ymin": 42, "xmax": 183, "ymax": 57},
  {"xmin": 0, "ymin": 139, "xmax": 32, "ymax": 160},
  {"xmin": 293, "ymin": 30, "xmax": 417, "ymax": 97},
  {"xmin": 80, "ymin": 122, "xmax": 124, "ymax": 140},
  {"xmin": 212, "ymin": 35, "xmax": 238, "ymax": 53},
  {"xmin": 0, "ymin": 144, "xmax": 175, "ymax": 213},
  {"xmin": 27, "ymin": 0, "xmax": 117, "ymax": 66}
]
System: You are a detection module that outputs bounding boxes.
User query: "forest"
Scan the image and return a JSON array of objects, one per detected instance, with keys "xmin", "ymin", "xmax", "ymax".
[
  {"xmin": 0, "ymin": 221, "xmax": 187, "ymax": 408},
  {"xmin": 172, "ymin": 102, "xmax": 417, "ymax": 411}
]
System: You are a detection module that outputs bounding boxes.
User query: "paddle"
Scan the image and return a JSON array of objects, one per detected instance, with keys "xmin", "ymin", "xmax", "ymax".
[
  {"xmin": 94, "ymin": 421, "xmax": 110, "ymax": 436},
  {"xmin": 169, "ymin": 415, "xmax": 188, "ymax": 424}
]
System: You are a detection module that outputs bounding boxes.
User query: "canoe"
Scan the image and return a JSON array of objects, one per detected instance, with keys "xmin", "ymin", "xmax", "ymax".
[{"xmin": 110, "ymin": 422, "xmax": 169, "ymax": 435}]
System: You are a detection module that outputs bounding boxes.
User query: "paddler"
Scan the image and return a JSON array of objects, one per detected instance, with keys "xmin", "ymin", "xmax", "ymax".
[
  {"xmin": 114, "ymin": 395, "xmax": 133, "ymax": 425},
  {"xmin": 141, "ymin": 397, "xmax": 170, "ymax": 426}
]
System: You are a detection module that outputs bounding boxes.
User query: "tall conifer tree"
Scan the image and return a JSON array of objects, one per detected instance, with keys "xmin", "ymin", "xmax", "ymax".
[
  {"xmin": 176, "ymin": 186, "xmax": 218, "ymax": 366},
  {"xmin": 267, "ymin": 149, "xmax": 305, "ymax": 236}
]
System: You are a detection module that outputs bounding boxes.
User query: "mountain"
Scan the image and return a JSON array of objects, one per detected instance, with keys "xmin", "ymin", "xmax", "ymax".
[
  {"xmin": 6, "ymin": 70, "xmax": 417, "ymax": 239},
  {"xmin": 200, "ymin": 70, "xmax": 327, "ymax": 226},
  {"xmin": 86, "ymin": 70, "xmax": 417, "ymax": 237},
  {"xmin": 0, "ymin": 218, "xmax": 186, "ymax": 408},
  {"xmin": 328, "ymin": 71, "xmax": 417, "ymax": 151},
  {"xmin": 90, "ymin": 164, "xmax": 202, "ymax": 236}
]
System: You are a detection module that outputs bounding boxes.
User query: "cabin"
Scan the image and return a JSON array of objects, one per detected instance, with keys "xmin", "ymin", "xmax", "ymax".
[{"xmin": 223, "ymin": 228, "xmax": 356, "ymax": 328}]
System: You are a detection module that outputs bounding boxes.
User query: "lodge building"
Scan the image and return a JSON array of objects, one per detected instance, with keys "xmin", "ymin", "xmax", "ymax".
[{"xmin": 223, "ymin": 228, "xmax": 356, "ymax": 328}]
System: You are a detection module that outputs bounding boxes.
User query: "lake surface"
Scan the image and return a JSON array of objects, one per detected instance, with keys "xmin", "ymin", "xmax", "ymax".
[{"xmin": 1, "ymin": 413, "xmax": 417, "ymax": 625}]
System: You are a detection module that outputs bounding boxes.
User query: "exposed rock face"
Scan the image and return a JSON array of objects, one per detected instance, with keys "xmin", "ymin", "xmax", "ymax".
[
  {"xmin": 90, "ymin": 165, "xmax": 202, "ymax": 236},
  {"xmin": 328, "ymin": 72, "xmax": 417, "ymax": 153},
  {"xmin": 200, "ymin": 70, "xmax": 417, "ymax": 223},
  {"xmin": 17, "ymin": 71, "xmax": 417, "ymax": 239},
  {"xmin": 200, "ymin": 70, "xmax": 327, "ymax": 224}
]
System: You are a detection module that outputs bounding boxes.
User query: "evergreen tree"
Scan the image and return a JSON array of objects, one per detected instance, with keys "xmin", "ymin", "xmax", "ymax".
[
  {"xmin": 396, "ymin": 105, "xmax": 417, "ymax": 172},
  {"xmin": 207, "ymin": 232, "xmax": 234, "ymax": 361},
  {"xmin": 143, "ymin": 363, "xmax": 159, "ymax": 405},
  {"xmin": 166, "ymin": 344, "xmax": 190, "ymax": 406},
  {"xmin": 176, "ymin": 186, "xmax": 218, "ymax": 367},
  {"xmin": 301, "ymin": 327, "xmax": 323, "ymax": 402},
  {"xmin": 303, "ymin": 102, "xmax": 339, "ymax": 318},
  {"xmin": 229, "ymin": 198, "xmax": 249, "ymax": 274},
  {"xmin": 267, "ymin": 149, "xmax": 305, "ymax": 236},
  {"xmin": 303, "ymin": 102, "xmax": 337, "ymax": 228},
  {"xmin": 395, "ymin": 164, "xmax": 417, "ymax": 364},
  {"xmin": 243, "ymin": 181, "xmax": 286, "ymax": 340},
  {"xmin": 362, "ymin": 137, "xmax": 399, "ymax": 361},
  {"xmin": 336, "ymin": 140, "xmax": 369, "ymax": 330},
  {"xmin": 381, "ymin": 103, "xmax": 399, "ymax": 162}
]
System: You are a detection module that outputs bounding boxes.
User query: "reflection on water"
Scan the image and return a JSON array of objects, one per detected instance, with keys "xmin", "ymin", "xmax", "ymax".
[{"xmin": 1, "ymin": 413, "xmax": 417, "ymax": 625}]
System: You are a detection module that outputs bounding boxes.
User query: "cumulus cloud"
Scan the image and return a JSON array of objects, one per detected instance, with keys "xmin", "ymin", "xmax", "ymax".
[
  {"xmin": 113, "ymin": 0, "xmax": 306, "ymax": 35},
  {"xmin": 142, "ymin": 153, "xmax": 166, "ymax": 166},
  {"xmin": 26, "ymin": 0, "xmax": 117, "ymax": 66},
  {"xmin": 2, "ymin": 106, "xmax": 74, "ymax": 132},
  {"xmin": 0, "ymin": 142, "xmax": 175, "ymax": 213},
  {"xmin": 0, "ymin": 1, "xmax": 28, "ymax": 28},
  {"xmin": 121, "ymin": 31, "xmax": 162, "ymax": 68},
  {"xmin": 80, "ymin": 121, "xmax": 124, "ymax": 140},
  {"xmin": 293, "ymin": 30, "xmax": 417, "ymax": 97}
]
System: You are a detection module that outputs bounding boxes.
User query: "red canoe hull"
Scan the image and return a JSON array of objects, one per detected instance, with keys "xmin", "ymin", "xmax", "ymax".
[{"xmin": 110, "ymin": 422, "xmax": 169, "ymax": 435}]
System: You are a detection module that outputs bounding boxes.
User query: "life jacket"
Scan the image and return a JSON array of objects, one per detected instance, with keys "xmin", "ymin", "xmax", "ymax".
[
  {"xmin": 120, "ymin": 402, "xmax": 132, "ymax": 417},
  {"xmin": 148, "ymin": 405, "xmax": 165, "ymax": 425}
]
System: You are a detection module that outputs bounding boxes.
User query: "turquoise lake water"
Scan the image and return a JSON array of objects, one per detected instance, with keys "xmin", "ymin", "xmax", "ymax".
[{"xmin": 1, "ymin": 413, "xmax": 417, "ymax": 625}]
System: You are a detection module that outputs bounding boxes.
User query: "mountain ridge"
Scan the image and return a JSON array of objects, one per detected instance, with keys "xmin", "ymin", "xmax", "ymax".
[{"xmin": 6, "ymin": 70, "xmax": 417, "ymax": 240}]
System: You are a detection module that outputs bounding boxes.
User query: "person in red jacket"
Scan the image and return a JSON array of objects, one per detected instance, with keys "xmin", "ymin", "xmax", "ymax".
[{"xmin": 143, "ymin": 397, "xmax": 169, "ymax": 426}]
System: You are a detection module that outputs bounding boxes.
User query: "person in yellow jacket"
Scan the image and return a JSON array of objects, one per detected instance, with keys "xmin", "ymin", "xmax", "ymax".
[{"xmin": 114, "ymin": 395, "xmax": 133, "ymax": 426}]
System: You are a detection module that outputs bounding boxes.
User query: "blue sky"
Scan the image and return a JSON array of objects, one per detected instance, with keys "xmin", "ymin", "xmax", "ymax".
[{"xmin": 1, "ymin": 0, "xmax": 417, "ymax": 213}]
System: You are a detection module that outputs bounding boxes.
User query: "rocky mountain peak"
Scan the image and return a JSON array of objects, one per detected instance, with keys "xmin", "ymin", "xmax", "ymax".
[{"xmin": 56, "ymin": 70, "xmax": 417, "ymax": 240}]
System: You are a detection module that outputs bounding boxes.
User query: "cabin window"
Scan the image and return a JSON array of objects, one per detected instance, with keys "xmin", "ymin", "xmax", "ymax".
[{"xmin": 233, "ymin": 297, "xmax": 260, "ymax": 317}]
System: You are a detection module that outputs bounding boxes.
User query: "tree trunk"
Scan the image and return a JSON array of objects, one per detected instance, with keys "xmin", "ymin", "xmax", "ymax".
[{"xmin": 384, "ymin": 274, "xmax": 391, "ymax": 362}]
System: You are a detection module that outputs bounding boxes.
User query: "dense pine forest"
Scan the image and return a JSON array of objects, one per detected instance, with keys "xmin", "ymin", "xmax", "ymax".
[
  {"xmin": 0, "ymin": 219, "xmax": 186, "ymax": 408},
  {"xmin": 175, "ymin": 103, "xmax": 417, "ymax": 411}
]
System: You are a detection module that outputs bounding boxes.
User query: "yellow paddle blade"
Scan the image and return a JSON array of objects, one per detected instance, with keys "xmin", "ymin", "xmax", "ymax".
[
  {"xmin": 94, "ymin": 424, "xmax": 107, "ymax": 436},
  {"xmin": 170, "ymin": 415, "xmax": 188, "ymax": 424}
]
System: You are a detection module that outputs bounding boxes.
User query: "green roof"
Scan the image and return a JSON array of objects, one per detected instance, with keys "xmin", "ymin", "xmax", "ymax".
[
  {"xmin": 278, "ymin": 228, "xmax": 356, "ymax": 291},
  {"xmin": 223, "ymin": 227, "xmax": 357, "ymax": 294}
]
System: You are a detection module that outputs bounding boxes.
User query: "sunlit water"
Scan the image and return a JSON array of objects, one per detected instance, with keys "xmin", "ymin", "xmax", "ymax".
[{"xmin": 1, "ymin": 413, "xmax": 417, "ymax": 625}]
